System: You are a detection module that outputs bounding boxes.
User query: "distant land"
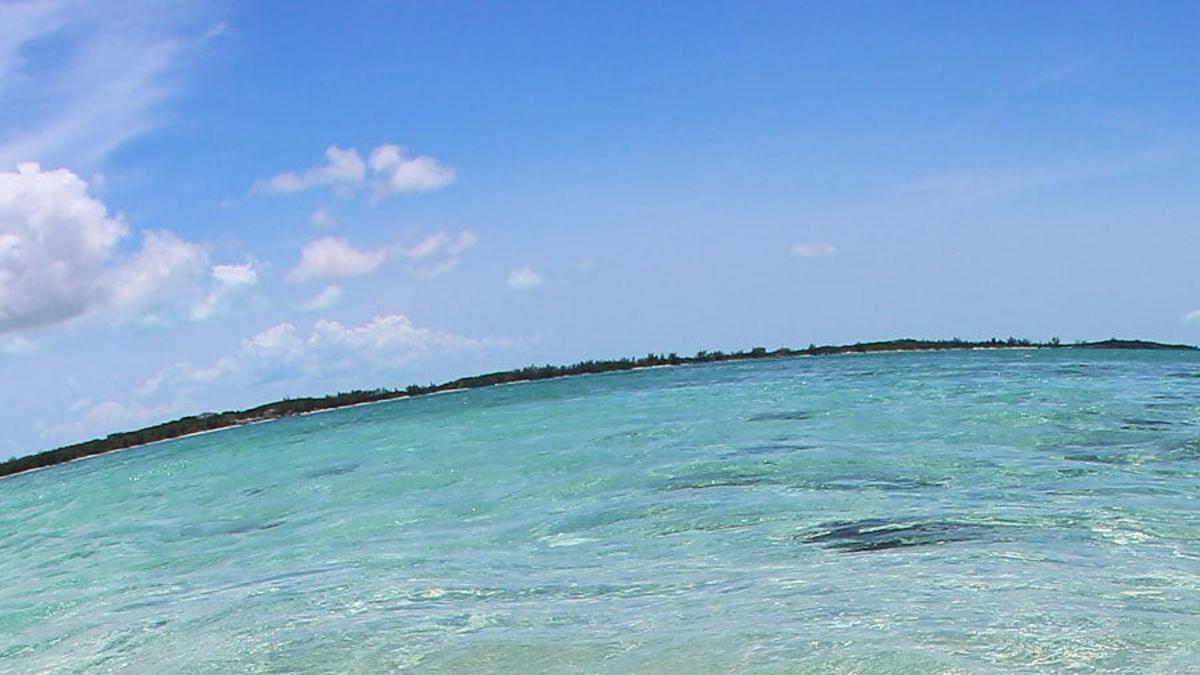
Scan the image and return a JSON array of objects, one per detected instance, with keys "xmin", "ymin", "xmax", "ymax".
[{"xmin": 2, "ymin": 337, "xmax": 1195, "ymax": 479}]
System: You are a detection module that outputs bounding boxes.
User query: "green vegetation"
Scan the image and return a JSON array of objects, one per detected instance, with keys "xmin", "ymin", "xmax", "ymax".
[{"xmin": 2, "ymin": 337, "xmax": 1195, "ymax": 479}]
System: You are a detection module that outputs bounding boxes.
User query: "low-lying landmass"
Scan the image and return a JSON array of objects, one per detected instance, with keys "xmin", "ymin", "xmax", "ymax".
[{"xmin": 2, "ymin": 337, "xmax": 1195, "ymax": 479}]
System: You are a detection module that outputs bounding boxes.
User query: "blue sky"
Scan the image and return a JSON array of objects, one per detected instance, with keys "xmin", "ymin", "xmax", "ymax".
[{"xmin": 1, "ymin": 1, "xmax": 1199, "ymax": 457}]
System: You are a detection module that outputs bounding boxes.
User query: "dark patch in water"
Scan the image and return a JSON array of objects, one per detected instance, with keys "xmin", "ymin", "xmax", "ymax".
[
  {"xmin": 1121, "ymin": 418, "xmax": 1174, "ymax": 429},
  {"xmin": 304, "ymin": 463, "xmax": 359, "ymax": 478},
  {"xmin": 1169, "ymin": 439, "xmax": 1200, "ymax": 458},
  {"xmin": 219, "ymin": 565, "xmax": 344, "ymax": 592},
  {"xmin": 846, "ymin": 369, "xmax": 881, "ymax": 378},
  {"xmin": 1167, "ymin": 371, "xmax": 1200, "ymax": 379},
  {"xmin": 221, "ymin": 520, "xmax": 285, "ymax": 536},
  {"xmin": 550, "ymin": 508, "xmax": 649, "ymax": 534},
  {"xmin": 1064, "ymin": 439, "xmax": 1200, "ymax": 466},
  {"xmin": 1144, "ymin": 402, "xmax": 1192, "ymax": 412},
  {"xmin": 732, "ymin": 443, "xmax": 817, "ymax": 456},
  {"xmin": 748, "ymin": 411, "xmax": 814, "ymax": 422},
  {"xmin": 664, "ymin": 470, "xmax": 783, "ymax": 490},
  {"xmin": 181, "ymin": 519, "xmax": 286, "ymax": 539},
  {"xmin": 1057, "ymin": 466, "xmax": 1100, "ymax": 477},
  {"xmin": 1063, "ymin": 452, "xmax": 1141, "ymax": 465},
  {"xmin": 242, "ymin": 486, "xmax": 268, "ymax": 497},
  {"xmin": 812, "ymin": 477, "xmax": 947, "ymax": 491},
  {"xmin": 800, "ymin": 518, "xmax": 990, "ymax": 553}
]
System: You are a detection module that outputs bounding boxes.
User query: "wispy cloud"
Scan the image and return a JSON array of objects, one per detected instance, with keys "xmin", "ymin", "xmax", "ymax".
[
  {"xmin": 0, "ymin": 334, "xmax": 37, "ymax": 355},
  {"xmin": 189, "ymin": 263, "xmax": 260, "ymax": 321},
  {"xmin": 1015, "ymin": 59, "xmax": 1086, "ymax": 92},
  {"xmin": 791, "ymin": 242, "xmax": 837, "ymax": 259},
  {"xmin": 891, "ymin": 146, "xmax": 1182, "ymax": 210},
  {"xmin": 894, "ymin": 166, "xmax": 1093, "ymax": 206},
  {"xmin": 1183, "ymin": 309, "xmax": 1200, "ymax": 323},
  {"xmin": 310, "ymin": 208, "xmax": 337, "ymax": 227},
  {"xmin": 299, "ymin": 285, "xmax": 343, "ymax": 311},
  {"xmin": 507, "ymin": 266, "xmax": 543, "ymax": 289},
  {"xmin": 0, "ymin": 1, "xmax": 223, "ymax": 168},
  {"xmin": 285, "ymin": 229, "xmax": 479, "ymax": 283},
  {"xmin": 395, "ymin": 230, "xmax": 478, "ymax": 278}
]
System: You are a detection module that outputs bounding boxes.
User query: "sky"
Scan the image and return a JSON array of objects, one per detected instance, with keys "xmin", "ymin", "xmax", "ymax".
[{"xmin": 1, "ymin": 0, "xmax": 1199, "ymax": 457}]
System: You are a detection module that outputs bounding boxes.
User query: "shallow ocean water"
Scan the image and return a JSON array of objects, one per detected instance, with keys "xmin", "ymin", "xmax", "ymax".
[{"xmin": 2, "ymin": 349, "xmax": 1199, "ymax": 673}]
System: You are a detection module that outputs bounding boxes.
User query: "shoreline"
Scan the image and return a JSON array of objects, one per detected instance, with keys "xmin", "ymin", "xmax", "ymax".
[
  {"xmin": 0, "ymin": 386, "xmax": 486, "ymax": 482},
  {"xmin": 3, "ymin": 338, "xmax": 1195, "ymax": 481},
  {"xmin": 0, "ymin": 416, "xmax": 282, "ymax": 482}
]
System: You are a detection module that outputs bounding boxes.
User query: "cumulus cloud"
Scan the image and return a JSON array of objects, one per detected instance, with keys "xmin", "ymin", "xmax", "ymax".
[
  {"xmin": 286, "ymin": 236, "xmax": 387, "ymax": 283},
  {"xmin": 0, "ymin": 162, "xmax": 254, "ymax": 335},
  {"xmin": 254, "ymin": 143, "xmax": 454, "ymax": 200},
  {"xmin": 140, "ymin": 314, "xmax": 483, "ymax": 394},
  {"xmin": 254, "ymin": 146, "xmax": 366, "ymax": 195},
  {"xmin": 106, "ymin": 231, "xmax": 210, "ymax": 313},
  {"xmin": 507, "ymin": 266, "xmax": 543, "ymax": 290},
  {"xmin": 791, "ymin": 242, "xmax": 838, "ymax": 258},
  {"xmin": 368, "ymin": 144, "xmax": 456, "ymax": 197},
  {"xmin": 299, "ymin": 285, "xmax": 343, "ymax": 311},
  {"xmin": 0, "ymin": 1, "xmax": 224, "ymax": 168},
  {"xmin": 0, "ymin": 162, "xmax": 126, "ymax": 332}
]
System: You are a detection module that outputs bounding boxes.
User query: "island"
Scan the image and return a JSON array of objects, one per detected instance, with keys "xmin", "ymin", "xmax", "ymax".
[{"xmin": 2, "ymin": 336, "xmax": 1195, "ymax": 479}]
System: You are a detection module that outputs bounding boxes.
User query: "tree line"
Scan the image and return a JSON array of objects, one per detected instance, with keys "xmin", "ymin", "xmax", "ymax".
[{"xmin": 1, "ymin": 336, "xmax": 1194, "ymax": 479}]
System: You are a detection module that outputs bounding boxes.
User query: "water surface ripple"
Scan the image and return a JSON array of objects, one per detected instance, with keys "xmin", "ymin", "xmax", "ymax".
[{"xmin": 2, "ymin": 350, "xmax": 1200, "ymax": 672}]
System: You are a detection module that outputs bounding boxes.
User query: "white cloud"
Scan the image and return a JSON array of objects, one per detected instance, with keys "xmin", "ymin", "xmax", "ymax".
[
  {"xmin": 412, "ymin": 257, "xmax": 461, "ymax": 279},
  {"xmin": 0, "ymin": 1, "xmax": 223, "ymax": 168},
  {"xmin": 212, "ymin": 262, "xmax": 258, "ymax": 286},
  {"xmin": 106, "ymin": 231, "xmax": 209, "ymax": 313},
  {"xmin": 42, "ymin": 397, "xmax": 178, "ymax": 445},
  {"xmin": 299, "ymin": 285, "xmax": 343, "ymax": 311},
  {"xmin": 286, "ymin": 236, "xmax": 387, "ymax": 283},
  {"xmin": 507, "ymin": 266, "xmax": 543, "ymax": 290},
  {"xmin": 0, "ymin": 163, "xmax": 253, "ymax": 335},
  {"xmin": 253, "ymin": 143, "xmax": 454, "ymax": 200},
  {"xmin": 255, "ymin": 146, "xmax": 366, "ymax": 195},
  {"xmin": 310, "ymin": 208, "xmax": 336, "ymax": 227},
  {"xmin": 395, "ymin": 229, "xmax": 478, "ymax": 278},
  {"xmin": 287, "ymin": 229, "xmax": 478, "ymax": 283},
  {"xmin": 1183, "ymin": 309, "xmax": 1200, "ymax": 322},
  {"xmin": 368, "ymin": 144, "xmax": 455, "ymax": 197},
  {"xmin": 397, "ymin": 231, "xmax": 474, "ymax": 259},
  {"xmin": 141, "ymin": 314, "xmax": 483, "ymax": 394},
  {"xmin": 791, "ymin": 242, "xmax": 838, "ymax": 259},
  {"xmin": 0, "ymin": 162, "xmax": 126, "ymax": 332},
  {"xmin": 189, "ymin": 262, "xmax": 259, "ymax": 321},
  {"xmin": 0, "ymin": 334, "xmax": 36, "ymax": 355}
]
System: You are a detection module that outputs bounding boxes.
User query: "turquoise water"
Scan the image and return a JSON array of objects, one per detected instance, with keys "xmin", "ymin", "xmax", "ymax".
[{"xmin": 3, "ymin": 350, "xmax": 1200, "ymax": 673}]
